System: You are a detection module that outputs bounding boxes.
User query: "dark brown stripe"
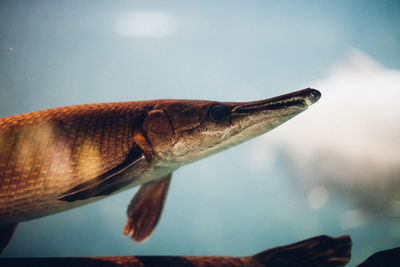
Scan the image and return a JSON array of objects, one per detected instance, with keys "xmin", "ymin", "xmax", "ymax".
[{"xmin": 234, "ymin": 99, "xmax": 307, "ymax": 113}]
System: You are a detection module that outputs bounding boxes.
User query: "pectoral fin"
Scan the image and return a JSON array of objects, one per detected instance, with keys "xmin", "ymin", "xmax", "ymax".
[
  {"xmin": 123, "ymin": 174, "xmax": 172, "ymax": 242},
  {"xmin": 0, "ymin": 223, "xmax": 18, "ymax": 254},
  {"xmin": 58, "ymin": 148, "xmax": 147, "ymax": 202}
]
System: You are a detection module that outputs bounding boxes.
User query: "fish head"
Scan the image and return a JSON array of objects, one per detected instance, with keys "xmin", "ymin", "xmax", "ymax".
[{"xmin": 144, "ymin": 88, "xmax": 321, "ymax": 166}]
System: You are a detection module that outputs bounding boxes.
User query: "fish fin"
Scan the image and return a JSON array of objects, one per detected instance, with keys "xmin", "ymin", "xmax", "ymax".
[
  {"xmin": 58, "ymin": 148, "xmax": 146, "ymax": 202},
  {"xmin": 123, "ymin": 174, "xmax": 172, "ymax": 242},
  {"xmin": 0, "ymin": 223, "xmax": 18, "ymax": 254},
  {"xmin": 250, "ymin": 235, "xmax": 352, "ymax": 267},
  {"xmin": 358, "ymin": 247, "xmax": 400, "ymax": 267}
]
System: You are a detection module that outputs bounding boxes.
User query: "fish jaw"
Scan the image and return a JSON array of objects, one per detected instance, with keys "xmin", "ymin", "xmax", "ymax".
[{"xmin": 167, "ymin": 88, "xmax": 321, "ymax": 165}]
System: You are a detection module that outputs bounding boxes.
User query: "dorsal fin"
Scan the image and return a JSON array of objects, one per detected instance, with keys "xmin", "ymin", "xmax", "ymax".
[
  {"xmin": 123, "ymin": 174, "xmax": 172, "ymax": 242},
  {"xmin": 252, "ymin": 235, "xmax": 352, "ymax": 266}
]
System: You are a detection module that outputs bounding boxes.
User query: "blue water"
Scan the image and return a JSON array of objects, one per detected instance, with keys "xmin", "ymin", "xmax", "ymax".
[{"xmin": 1, "ymin": 1, "xmax": 400, "ymax": 266}]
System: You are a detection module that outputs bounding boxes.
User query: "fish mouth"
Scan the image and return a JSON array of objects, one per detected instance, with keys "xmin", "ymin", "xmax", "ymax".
[{"xmin": 230, "ymin": 88, "xmax": 321, "ymax": 114}]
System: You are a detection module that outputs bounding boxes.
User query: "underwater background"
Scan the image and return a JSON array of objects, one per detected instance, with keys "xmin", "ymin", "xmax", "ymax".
[{"xmin": 1, "ymin": 1, "xmax": 400, "ymax": 266}]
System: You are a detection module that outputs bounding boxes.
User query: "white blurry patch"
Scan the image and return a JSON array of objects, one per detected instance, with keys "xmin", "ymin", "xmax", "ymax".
[
  {"xmin": 281, "ymin": 49, "xmax": 400, "ymax": 184},
  {"xmin": 340, "ymin": 209, "xmax": 365, "ymax": 229},
  {"xmin": 243, "ymin": 49, "xmax": 400, "ymax": 214},
  {"xmin": 245, "ymin": 49, "xmax": 400, "ymax": 181},
  {"xmin": 115, "ymin": 12, "xmax": 177, "ymax": 38},
  {"xmin": 308, "ymin": 186, "xmax": 329, "ymax": 210}
]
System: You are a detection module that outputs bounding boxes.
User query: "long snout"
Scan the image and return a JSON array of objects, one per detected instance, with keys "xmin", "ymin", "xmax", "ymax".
[{"xmin": 229, "ymin": 88, "xmax": 321, "ymax": 114}]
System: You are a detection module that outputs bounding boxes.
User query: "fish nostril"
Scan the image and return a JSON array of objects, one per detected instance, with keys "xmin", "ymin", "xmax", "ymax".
[{"xmin": 310, "ymin": 89, "xmax": 321, "ymax": 101}]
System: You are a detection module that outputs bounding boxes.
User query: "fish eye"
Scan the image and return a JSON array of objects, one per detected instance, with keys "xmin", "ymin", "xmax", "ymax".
[{"xmin": 208, "ymin": 104, "xmax": 230, "ymax": 123}]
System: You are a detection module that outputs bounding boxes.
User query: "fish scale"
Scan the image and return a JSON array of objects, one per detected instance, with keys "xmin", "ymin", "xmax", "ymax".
[
  {"xmin": 0, "ymin": 102, "xmax": 141, "ymax": 223},
  {"xmin": 0, "ymin": 88, "xmax": 321, "ymax": 253}
]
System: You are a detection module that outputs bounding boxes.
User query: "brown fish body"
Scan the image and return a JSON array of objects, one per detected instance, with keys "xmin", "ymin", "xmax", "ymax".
[
  {"xmin": 0, "ymin": 101, "xmax": 175, "ymax": 223},
  {"xmin": 0, "ymin": 235, "xmax": 352, "ymax": 267},
  {"xmin": 0, "ymin": 89, "xmax": 321, "ymax": 252}
]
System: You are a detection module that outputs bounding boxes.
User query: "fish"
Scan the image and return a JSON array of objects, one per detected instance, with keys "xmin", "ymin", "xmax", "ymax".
[
  {"xmin": 0, "ymin": 88, "xmax": 321, "ymax": 253},
  {"xmin": 358, "ymin": 246, "xmax": 400, "ymax": 267},
  {"xmin": 0, "ymin": 234, "xmax": 351, "ymax": 266}
]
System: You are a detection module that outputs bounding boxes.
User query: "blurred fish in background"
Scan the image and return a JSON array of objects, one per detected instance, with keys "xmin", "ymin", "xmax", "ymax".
[{"xmin": 1, "ymin": 1, "xmax": 400, "ymax": 266}]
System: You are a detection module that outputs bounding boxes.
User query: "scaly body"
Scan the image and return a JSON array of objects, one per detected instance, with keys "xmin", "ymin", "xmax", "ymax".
[
  {"xmin": 0, "ymin": 101, "xmax": 176, "ymax": 222},
  {"xmin": 0, "ymin": 88, "xmax": 321, "ymax": 253}
]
